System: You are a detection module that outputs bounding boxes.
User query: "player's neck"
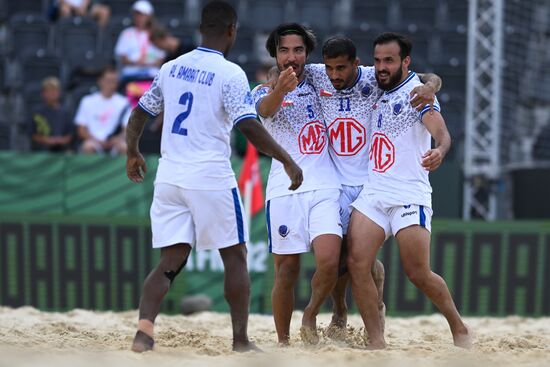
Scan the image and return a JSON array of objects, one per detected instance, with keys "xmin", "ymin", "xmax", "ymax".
[
  {"xmin": 200, "ymin": 39, "xmax": 227, "ymax": 57},
  {"xmin": 343, "ymin": 67, "xmax": 359, "ymax": 89}
]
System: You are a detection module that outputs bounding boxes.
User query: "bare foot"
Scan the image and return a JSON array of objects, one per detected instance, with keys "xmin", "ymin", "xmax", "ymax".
[
  {"xmin": 453, "ymin": 324, "xmax": 473, "ymax": 349},
  {"xmin": 300, "ymin": 325, "xmax": 320, "ymax": 345},
  {"xmin": 131, "ymin": 330, "xmax": 154, "ymax": 353},
  {"xmin": 325, "ymin": 314, "xmax": 347, "ymax": 341},
  {"xmin": 363, "ymin": 330, "xmax": 386, "ymax": 350},
  {"xmin": 233, "ymin": 341, "xmax": 263, "ymax": 352}
]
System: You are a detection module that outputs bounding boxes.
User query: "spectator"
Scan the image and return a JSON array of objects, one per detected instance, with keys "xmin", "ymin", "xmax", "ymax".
[
  {"xmin": 114, "ymin": 0, "xmax": 165, "ymax": 81},
  {"xmin": 253, "ymin": 62, "xmax": 275, "ymax": 84},
  {"xmin": 75, "ymin": 66, "xmax": 130, "ymax": 155},
  {"xmin": 29, "ymin": 77, "xmax": 74, "ymax": 153},
  {"xmin": 149, "ymin": 23, "xmax": 196, "ymax": 64},
  {"xmin": 51, "ymin": 0, "xmax": 110, "ymax": 28}
]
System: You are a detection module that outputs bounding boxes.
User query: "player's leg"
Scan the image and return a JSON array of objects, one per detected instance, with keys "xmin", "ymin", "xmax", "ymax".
[
  {"xmin": 301, "ymin": 189, "xmax": 342, "ymax": 344},
  {"xmin": 395, "ymin": 225, "xmax": 471, "ymax": 348},
  {"xmin": 346, "ymin": 206, "xmax": 387, "ymax": 349},
  {"xmin": 326, "ymin": 234, "xmax": 349, "ymax": 340},
  {"xmin": 272, "ymin": 253, "xmax": 300, "ymax": 345},
  {"xmin": 132, "ymin": 183, "xmax": 195, "ymax": 352},
  {"xmin": 301, "ymin": 233, "xmax": 341, "ymax": 344},
  {"xmin": 91, "ymin": 3, "xmax": 110, "ymax": 28},
  {"xmin": 372, "ymin": 258, "xmax": 386, "ymax": 333},
  {"xmin": 266, "ymin": 195, "xmax": 309, "ymax": 344},
  {"xmin": 132, "ymin": 243, "xmax": 192, "ymax": 352},
  {"xmin": 219, "ymin": 243, "xmax": 258, "ymax": 351}
]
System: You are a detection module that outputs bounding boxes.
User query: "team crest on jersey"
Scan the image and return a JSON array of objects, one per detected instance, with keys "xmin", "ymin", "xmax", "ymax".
[
  {"xmin": 278, "ymin": 225, "xmax": 290, "ymax": 238},
  {"xmin": 361, "ymin": 85, "xmax": 372, "ymax": 96},
  {"xmin": 393, "ymin": 103, "xmax": 403, "ymax": 115},
  {"xmin": 320, "ymin": 89, "xmax": 333, "ymax": 97}
]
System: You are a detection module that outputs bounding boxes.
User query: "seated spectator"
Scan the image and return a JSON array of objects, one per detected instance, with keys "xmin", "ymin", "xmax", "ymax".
[
  {"xmin": 149, "ymin": 23, "xmax": 196, "ymax": 63},
  {"xmin": 114, "ymin": 0, "xmax": 165, "ymax": 82},
  {"xmin": 29, "ymin": 77, "xmax": 74, "ymax": 153},
  {"xmin": 75, "ymin": 66, "xmax": 130, "ymax": 155},
  {"xmin": 51, "ymin": 0, "xmax": 110, "ymax": 27}
]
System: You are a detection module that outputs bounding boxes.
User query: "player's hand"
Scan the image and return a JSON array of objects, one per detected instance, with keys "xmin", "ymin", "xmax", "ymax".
[
  {"xmin": 284, "ymin": 159, "xmax": 303, "ymax": 190},
  {"xmin": 126, "ymin": 152, "xmax": 147, "ymax": 183},
  {"xmin": 421, "ymin": 148, "xmax": 444, "ymax": 171},
  {"xmin": 275, "ymin": 67, "xmax": 298, "ymax": 95},
  {"xmin": 410, "ymin": 84, "xmax": 436, "ymax": 112}
]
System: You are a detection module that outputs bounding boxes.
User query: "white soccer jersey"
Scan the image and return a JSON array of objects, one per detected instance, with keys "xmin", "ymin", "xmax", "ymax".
[
  {"xmin": 304, "ymin": 64, "xmax": 382, "ymax": 185},
  {"xmin": 138, "ymin": 47, "xmax": 257, "ymax": 190},
  {"xmin": 365, "ymin": 71, "xmax": 441, "ymax": 208},
  {"xmin": 252, "ymin": 79, "xmax": 340, "ymax": 201},
  {"xmin": 75, "ymin": 91, "xmax": 130, "ymax": 141}
]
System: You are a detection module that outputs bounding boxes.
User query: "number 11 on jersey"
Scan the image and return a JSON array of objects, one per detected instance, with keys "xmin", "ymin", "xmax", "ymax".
[{"xmin": 339, "ymin": 97, "xmax": 351, "ymax": 112}]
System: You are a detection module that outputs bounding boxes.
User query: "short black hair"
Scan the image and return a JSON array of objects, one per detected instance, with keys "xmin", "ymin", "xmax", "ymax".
[
  {"xmin": 322, "ymin": 36, "xmax": 357, "ymax": 61},
  {"xmin": 265, "ymin": 23, "xmax": 316, "ymax": 57},
  {"xmin": 200, "ymin": 1, "xmax": 237, "ymax": 36},
  {"xmin": 373, "ymin": 32, "xmax": 412, "ymax": 60}
]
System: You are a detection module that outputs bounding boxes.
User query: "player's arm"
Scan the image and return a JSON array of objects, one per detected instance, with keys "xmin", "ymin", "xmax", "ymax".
[
  {"xmin": 257, "ymin": 67, "xmax": 298, "ymax": 118},
  {"xmin": 125, "ymin": 106, "xmax": 150, "ymax": 183},
  {"xmin": 421, "ymin": 111, "xmax": 451, "ymax": 171},
  {"xmin": 411, "ymin": 73, "xmax": 442, "ymax": 112},
  {"xmin": 237, "ymin": 119, "xmax": 303, "ymax": 190},
  {"xmin": 125, "ymin": 71, "xmax": 163, "ymax": 183}
]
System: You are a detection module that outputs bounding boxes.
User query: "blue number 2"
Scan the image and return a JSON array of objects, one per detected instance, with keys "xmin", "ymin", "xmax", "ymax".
[{"xmin": 171, "ymin": 92, "xmax": 194, "ymax": 135}]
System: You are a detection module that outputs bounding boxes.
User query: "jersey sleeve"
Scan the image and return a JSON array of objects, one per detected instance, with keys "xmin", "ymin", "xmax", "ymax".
[
  {"xmin": 419, "ymin": 95, "xmax": 441, "ymax": 119},
  {"xmin": 137, "ymin": 71, "xmax": 164, "ymax": 117},
  {"xmin": 251, "ymin": 84, "xmax": 271, "ymax": 118},
  {"xmin": 222, "ymin": 71, "xmax": 257, "ymax": 125},
  {"xmin": 304, "ymin": 63, "xmax": 326, "ymax": 90}
]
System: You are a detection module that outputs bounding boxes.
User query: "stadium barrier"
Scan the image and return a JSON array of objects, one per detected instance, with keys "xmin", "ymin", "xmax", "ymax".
[{"xmin": 0, "ymin": 153, "xmax": 548, "ymax": 316}]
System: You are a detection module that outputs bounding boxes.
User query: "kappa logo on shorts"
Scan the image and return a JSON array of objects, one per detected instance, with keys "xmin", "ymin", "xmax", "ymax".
[{"xmin": 278, "ymin": 225, "xmax": 290, "ymax": 238}]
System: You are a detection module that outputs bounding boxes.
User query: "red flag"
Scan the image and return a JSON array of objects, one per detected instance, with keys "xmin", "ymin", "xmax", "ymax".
[{"xmin": 238, "ymin": 141, "xmax": 264, "ymax": 216}]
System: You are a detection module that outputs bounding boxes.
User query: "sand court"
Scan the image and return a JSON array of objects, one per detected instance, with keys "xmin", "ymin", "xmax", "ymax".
[{"xmin": 0, "ymin": 307, "xmax": 548, "ymax": 367}]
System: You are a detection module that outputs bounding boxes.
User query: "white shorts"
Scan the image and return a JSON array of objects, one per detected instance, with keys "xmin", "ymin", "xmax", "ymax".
[
  {"xmin": 266, "ymin": 189, "xmax": 342, "ymax": 255},
  {"xmin": 351, "ymin": 194, "xmax": 432, "ymax": 240},
  {"xmin": 339, "ymin": 184, "xmax": 363, "ymax": 235},
  {"xmin": 150, "ymin": 183, "xmax": 249, "ymax": 250}
]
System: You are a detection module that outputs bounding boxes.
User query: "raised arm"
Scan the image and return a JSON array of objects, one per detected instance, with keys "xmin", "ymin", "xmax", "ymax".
[
  {"xmin": 237, "ymin": 118, "xmax": 303, "ymax": 190},
  {"xmin": 257, "ymin": 67, "xmax": 298, "ymax": 118}
]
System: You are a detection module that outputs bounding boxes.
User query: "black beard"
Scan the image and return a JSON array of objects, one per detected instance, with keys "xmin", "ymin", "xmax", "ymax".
[{"xmin": 376, "ymin": 67, "xmax": 403, "ymax": 91}]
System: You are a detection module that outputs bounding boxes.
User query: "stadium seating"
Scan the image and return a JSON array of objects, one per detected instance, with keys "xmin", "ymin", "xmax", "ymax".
[
  {"xmin": 298, "ymin": 0, "xmax": 334, "ymax": 33},
  {"xmin": 102, "ymin": 0, "xmax": 134, "ymax": 18},
  {"xmin": 154, "ymin": 0, "xmax": 186, "ymax": 24},
  {"xmin": 8, "ymin": 13, "xmax": 53, "ymax": 59},
  {"xmin": 441, "ymin": 0, "xmax": 469, "ymax": 32},
  {"xmin": 395, "ymin": 0, "xmax": 440, "ymax": 32},
  {"xmin": 351, "ymin": 1, "xmax": 391, "ymax": 32},
  {"xmin": 55, "ymin": 16, "xmax": 101, "ymax": 70},
  {"xmin": 245, "ymin": 0, "xmax": 287, "ymax": 32},
  {"xmin": 16, "ymin": 52, "xmax": 64, "ymax": 91},
  {"xmin": 4, "ymin": 0, "xmax": 48, "ymax": 19}
]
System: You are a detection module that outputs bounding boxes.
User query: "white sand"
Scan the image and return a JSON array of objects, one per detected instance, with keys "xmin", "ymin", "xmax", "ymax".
[{"xmin": 0, "ymin": 307, "xmax": 548, "ymax": 367}]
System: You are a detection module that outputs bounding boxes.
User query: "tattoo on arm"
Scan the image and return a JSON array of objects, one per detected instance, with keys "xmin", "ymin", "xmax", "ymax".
[
  {"xmin": 418, "ymin": 73, "xmax": 442, "ymax": 93},
  {"xmin": 125, "ymin": 107, "xmax": 150, "ymax": 154}
]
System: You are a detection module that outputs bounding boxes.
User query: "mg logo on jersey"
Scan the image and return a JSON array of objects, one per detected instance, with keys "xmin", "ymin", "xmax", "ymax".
[
  {"xmin": 298, "ymin": 120, "xmax": 327, "ymax": 154},
  {"xmin": 328, "ymin": 118, "xmax": 366, "ymax": 156},
  {"xmin": 369, "ymin": 133, "xmax": 395, "ymax": 172}
]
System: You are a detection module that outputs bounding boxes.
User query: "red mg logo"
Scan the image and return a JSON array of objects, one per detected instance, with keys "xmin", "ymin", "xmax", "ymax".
[
  {"xmin": 328, "ymin": 118, "xmax": 366, "ymax": 156},
  {"xmin": 369, "ymin": 133, "xmax": 395, "ymax": 172},
  {"xmin": 298, "ymin": 121, "xmax": 327, "ymax": 154}
]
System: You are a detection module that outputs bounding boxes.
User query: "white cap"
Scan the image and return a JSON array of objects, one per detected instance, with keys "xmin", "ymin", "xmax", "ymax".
[{"xmin": 132, "ymin": 0, "xmax": 154, "ymax": 15}]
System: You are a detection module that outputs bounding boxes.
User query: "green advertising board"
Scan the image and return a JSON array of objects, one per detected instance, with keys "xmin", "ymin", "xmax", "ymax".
[{"xmin": 0, "ymin": 153, "xmax": 548, "ymax": 316}]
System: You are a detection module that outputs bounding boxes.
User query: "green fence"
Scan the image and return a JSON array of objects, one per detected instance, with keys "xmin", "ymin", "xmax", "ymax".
[{"xmin": 0, "ymin": 153, "xmax": 548, "ymax": 316}]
